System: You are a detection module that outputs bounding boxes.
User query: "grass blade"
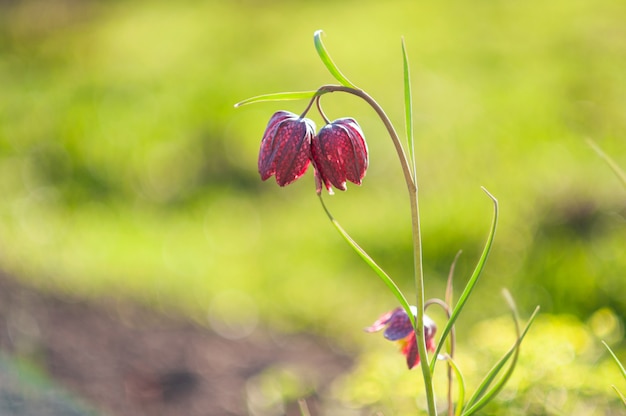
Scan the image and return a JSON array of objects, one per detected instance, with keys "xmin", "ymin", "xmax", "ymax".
[
  {"xmin": 317, "ymin": 194, "xmax": 414, "ymax": 328},
  {"xmin": 603, "ymin": 341, "xmax": 626, "ymax": 379},
  {"xmin": 587, "ymin": 139, "xmax": 626, "ymax": 188},
  {"xmin": 431, "ymin": 187, "xmax": 498, "ymax": 373},
  {"xmin": 446, "ymin": 251, "xmax": 462, "ymax": 416},
  {"xmin": 611, "ymin": 386, "xmax": 626, "ymax": 406},
  {"xmin": 463, "ymin": 303, "xmax": 540, "ymax": 415},
  {"xmin": 401, "ymin": 38, "xmax": 416, "ymax": 177},
  {"xmin": 314, "ymin": 30, "xmax": 358, "ymax": 89},
  {"xmin": 602, "ymin": 341, "xmax": 626, "ymax": 405},
  {"xmin": 234, "ymin": 90, "xmax": 321, "ymax": 108},
  {"xmin": 442, "ymin": 355, "xmax": 466, "ymax": 416}
]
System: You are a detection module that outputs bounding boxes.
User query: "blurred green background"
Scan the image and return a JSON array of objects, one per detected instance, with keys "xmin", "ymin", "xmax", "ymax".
[{"xmin": 0, "ymin": 0, "xmax": 625, "ymax": 414}]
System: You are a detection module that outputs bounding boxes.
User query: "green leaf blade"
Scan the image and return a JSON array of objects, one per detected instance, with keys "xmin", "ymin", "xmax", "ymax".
[
  {"xmin": 431, "ymin": 187, "xmax": 499, "ymax": 374},
  {"xmin": 444, "ymin": 355, "xmax": 466, "ymax": 416},
  {"xmin": 234, "ymin": 90, "xmax": 320, "ymax": 108},
  {"xmin": 313, "ymin": 30, "xmax": 358, "ymax": 89},
  {"xmin": 401, "ymin": 38, "xmax": 416, "ymax": 177},
  {"xmin": 587, "ymin": 139, "xmax": 626, "ymax": 188},
  {"xmin": 603, "ymin": 341, "xmax": 626, "ymax": 379},
  {"xmin": 463, "ymin": 305, "xmax": 540, "ymax": 415},
  {"xmin": 317, "ymin": 194, "xmax": 415, "ymax": 328}
]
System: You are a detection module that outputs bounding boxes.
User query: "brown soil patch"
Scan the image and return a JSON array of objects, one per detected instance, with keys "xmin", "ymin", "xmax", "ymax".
[{"xmin": 0, "ymin": 274, "xmax": 353, "ymax": 415}]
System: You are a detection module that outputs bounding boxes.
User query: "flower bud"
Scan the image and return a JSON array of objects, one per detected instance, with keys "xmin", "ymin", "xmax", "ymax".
[
  {"xmin": 311, "ymin": 118, "xmax": 368, "ymax": 193},
  {"xmin": 258, "ymin": 111, "xmax": 316, "ymax": 186}
]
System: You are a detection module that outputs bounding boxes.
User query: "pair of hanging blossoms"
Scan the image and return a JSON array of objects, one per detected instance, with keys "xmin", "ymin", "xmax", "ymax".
[
  {"xmin": 237, "ymin": 30, "xmax": 538, "ymax": 416},
  {"xmin": 259, "ymin": 110, "xmax": 367, "ymax": 194}
]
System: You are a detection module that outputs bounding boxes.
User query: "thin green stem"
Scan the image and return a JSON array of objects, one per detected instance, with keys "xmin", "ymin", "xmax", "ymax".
[
  {"xmin": 316, "ymin": 85, "xmax": 415, "ymax": 185},
  {"xmin": 315, "ymin": 84, "xmax": 435, "ymax": 416}
]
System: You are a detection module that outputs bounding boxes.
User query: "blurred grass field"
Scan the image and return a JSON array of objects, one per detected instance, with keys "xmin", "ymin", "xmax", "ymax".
[{"xmin": 1, "ymin": 0, "xmax": 625, "ymax": 414}]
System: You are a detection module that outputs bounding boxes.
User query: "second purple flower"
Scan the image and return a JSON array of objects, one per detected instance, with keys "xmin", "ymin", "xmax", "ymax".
[{"xmin": 365, "ymin": 306, "xmax": 437, "ymax": 369}]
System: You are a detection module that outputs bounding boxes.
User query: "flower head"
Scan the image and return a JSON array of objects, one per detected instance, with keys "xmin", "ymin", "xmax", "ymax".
[
  {"xmin": 365, "ymin": 306, "xmax": 437, "ymax": 369},
  {"xmin": 258, "ymin": 111, "xmax": 316, "ymax": 186},
  {"xmin": 311, "ymin": 118, "xmax": 368, "ymax": 194}
]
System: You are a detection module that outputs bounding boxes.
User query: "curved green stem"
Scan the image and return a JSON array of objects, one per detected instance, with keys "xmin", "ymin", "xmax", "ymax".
[
  {"xmin": 316, "ymin": 85, "xmax": 415, "ymax": 186},
  {"xmin": 315, "ymin": 84, "xmax": 435, "ymax": 416}
]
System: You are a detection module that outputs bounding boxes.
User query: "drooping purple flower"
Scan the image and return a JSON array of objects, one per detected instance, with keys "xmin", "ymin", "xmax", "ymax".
[
  {"xmin": 311, "ymin": 118, "xmax": 368, "ymax": 194},
  {"xmin": 258, "ymin": 111, "xmax": 316, "ymax": 186},
  {"xmin": 365, "ymin": 306, "xmax": 437, "ymax": 369}
]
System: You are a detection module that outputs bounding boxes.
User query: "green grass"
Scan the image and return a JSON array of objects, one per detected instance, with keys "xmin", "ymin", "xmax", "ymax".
[{"xmin": 1, "ymin": 0, "xmax": 625, "ymax": 413}]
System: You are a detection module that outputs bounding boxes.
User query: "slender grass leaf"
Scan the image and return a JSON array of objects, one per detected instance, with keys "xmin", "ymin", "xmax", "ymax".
[
  {"xmin": 313, "ymin": 30, "xmax": 358, "ymax": 89},
  {"xmin": 401, "ymin": 38, "xmax": 416, "ymax": 177},
  {"xmin": 465, "ymin": 290, "xmax": 522, "ymax": 408},
  {"xmin": 603, "ymin": 341, "xmax": 626, "ymax": 405},
  {"xmin": 463, "ymin": 305, "xmax": 540, "ymax": 415},
  {"xmin": 446, "ymin": 252, "xmax": 461, "ymax": 416},
  {"xmin": 234, "ymin": 90, "xmax": 321, "ymax": 108},
  {"xmin": 442, "ymin": 355, "xmax": 466, "ymax": 416},
  {"xmin": 317, "ymin": 194, "xmax": 414, "ymax": 328},
  {"xmin": 611, "ymin": 386, "xmax": 626, "ymax": 406},
  {"xmin": 602, "ymin": 341, "xmax": 626, "ymax": 379},
  {"xmin": 587, "ymin": 139, "xmax": 626, "ymax": 188},
  {"xmin": 446, "ymin": 251, "xmax": 462, "ymax": 312},
  {"xmin": 431, "ymin": 187, "xmax": 498, "ymax": 373}
]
